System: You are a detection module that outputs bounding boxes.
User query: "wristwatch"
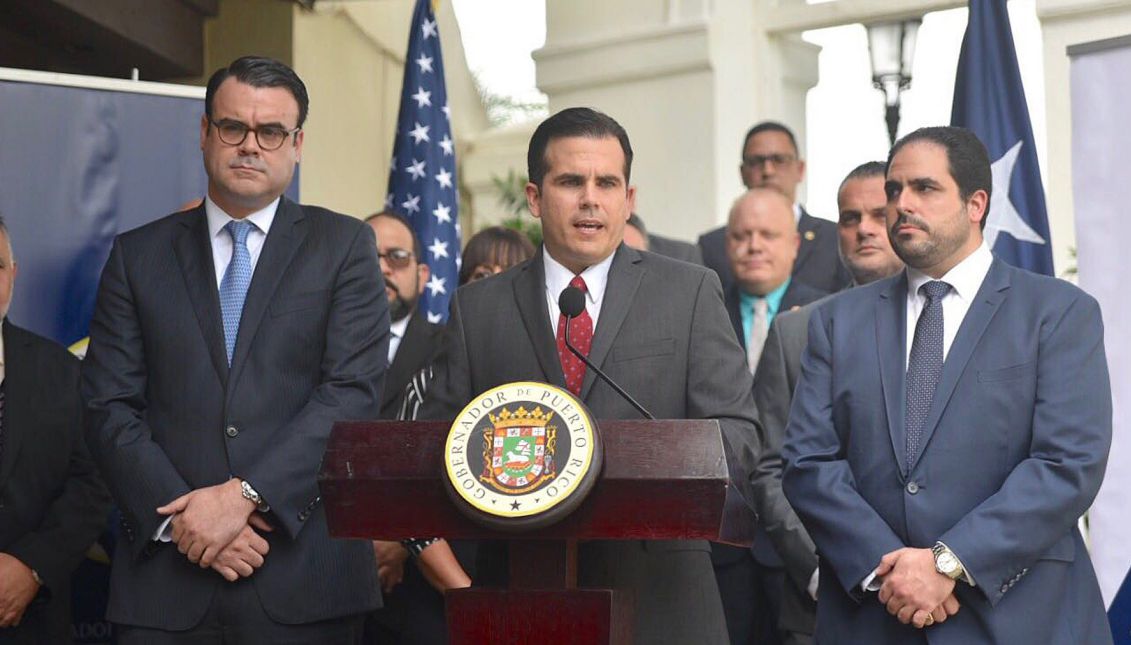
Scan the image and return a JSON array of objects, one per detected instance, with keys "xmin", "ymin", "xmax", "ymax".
[
  {"xmin": 932, "ymin": 542, "xmax": 966, "ymax": 581},
  {"xmin": 240, "ymin": 479, "xmax": 271, "ymax": 513}
]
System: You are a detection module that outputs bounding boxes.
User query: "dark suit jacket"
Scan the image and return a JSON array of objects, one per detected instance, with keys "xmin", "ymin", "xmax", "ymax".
[
  {"xmin": 82, "ymin": 199, "xmax": 388, "ymax": 630},
  {"xmin": 379, "ymin": 312, "xmax": 443, "ymax": 420},
  {"xmin": 0, "ymin": 322, "xmax": 111, "ymax": 642},
  {"xmin": 419, "ymin": 245, "xmax": 762, "ymax": 645},
  {"xmin": 647, "ymin": 233, "xmax": 704, "ymax": 265},
  {"xmin": 783, "ymin": 260, "xmax": 1112, "ymax": 644},
  {"xmin": 699, "ymin": 208, "xmax": 851, "ymax": 294}
]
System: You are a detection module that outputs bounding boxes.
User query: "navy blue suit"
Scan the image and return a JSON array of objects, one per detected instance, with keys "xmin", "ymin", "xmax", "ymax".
[{"xmin": 782, "ymin": 258, "xmax": 1112, "ymax": 644}]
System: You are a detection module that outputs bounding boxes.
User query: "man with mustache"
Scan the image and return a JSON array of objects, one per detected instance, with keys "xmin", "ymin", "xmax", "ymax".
[
  {"xmin": 747, "ymin": 161, "xmax": 904, "ymax": 645},
  {"xmin": 82, "ymin": 56, "xmax": 388, "ymax": 642},
  {"xmin": 712, "ymin": 186, "xmax": 826, "ymax": 645},
  {"xmin": 419, "ymin": 107, "xmax": 762, "ymax": 644},
  {"xmin": 782, "ymin": 127, "xmax": 1112, "ymax": 643}
]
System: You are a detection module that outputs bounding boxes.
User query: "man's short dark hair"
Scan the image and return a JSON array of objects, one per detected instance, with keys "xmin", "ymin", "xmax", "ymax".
[
  {"xmin": 741, "ymin": 121, "xmax": 799, "ymax": 159},
  {"xmin": 626, "ymin": 213, "xmax": 647, "ymax": 236},
  {"xmin": 527, "ymin": 107, "xmax": 633, "ymax": 189},
  {"xmin": 838, "ymin": 160, "xmax": 887, "ymax": 194},
  {"xmin": 205, "ymin": 56, "xmax": 310, "ymax": 128},
  {"xmin": 887, "ymin": 126, "xmax": 992, "ymax": 229},
  {"xmin": 366, "ymin": 211, "xmax": 423, "ymax": 261}
]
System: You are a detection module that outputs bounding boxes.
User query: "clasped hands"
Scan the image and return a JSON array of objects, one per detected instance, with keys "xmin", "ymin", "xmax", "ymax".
[
  {"xmin": 157, "ymin": 478, "xmax": 272, "ymax": 582},
  {"xmin": 875, "ymin": 547, "xmax": 960, "ymax": 629}
]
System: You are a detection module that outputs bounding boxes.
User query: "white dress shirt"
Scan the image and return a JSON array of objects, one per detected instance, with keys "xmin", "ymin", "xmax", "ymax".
[
  {"xmin": 205, "ymin": 196, "xmax": 278, "ymax": 287},
  {"xmin": 904, "ymin": 241, "xmax": 994, "ymax": 367},
  {"xmin": 388, "ymin": 314, "xmax": 411, "ymax": 365},
  {"xmin": 544, "ymin": 250, "xmax": 615, "ymax": 337}
]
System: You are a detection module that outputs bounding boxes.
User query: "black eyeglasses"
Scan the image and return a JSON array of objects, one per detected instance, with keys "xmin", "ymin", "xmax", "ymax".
[
  {"xmin": 742, "ymin": 153, "xmax": 797, "ymax": 168},
  {"xmin": 210, "ymin": 119, "xmax": 301, "ymax": 151},
  {"xmin": 379, "ymin": 248, "xmax": 415, "ymax": 269}
]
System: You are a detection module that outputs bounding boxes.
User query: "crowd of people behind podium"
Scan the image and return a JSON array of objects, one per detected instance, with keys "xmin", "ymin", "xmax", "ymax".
[{"xmin": 2, "ymin": 54, "xmax": 1113, "ymax": 645}]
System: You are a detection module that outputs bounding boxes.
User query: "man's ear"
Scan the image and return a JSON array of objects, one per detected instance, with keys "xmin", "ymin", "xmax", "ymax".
[
  {"xmin": 967, "ymin": 189, "xmax": 989, "ymax": 227},
  {"xmin": 417, "ymin": 262, "xmax": 431, "ymax": 296},
  {"xmin": 525, "ymin": 182, "xmax": 541, "ymax": 219}
]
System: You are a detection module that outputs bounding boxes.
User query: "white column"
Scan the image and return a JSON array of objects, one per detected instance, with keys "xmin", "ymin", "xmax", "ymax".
[{"xmin": 532, "ymin": 0, "xmax": 818, "ymax": 241}]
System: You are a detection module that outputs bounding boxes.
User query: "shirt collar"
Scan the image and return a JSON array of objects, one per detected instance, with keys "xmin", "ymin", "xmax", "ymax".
[
  {"xmin": 906, "ymin": 241, "xmax": 994, "ymax": 301},
  {"xmin": 740, "ymin": 276, "xmax": 792, "ymax": 318},
  {"xmin": 793, "ymin": 202, "xmax": 803, "ymax": 225},
  {"xmin": 390, "ymin": 313, "xmax": 411, "ymax": 340},
  {"xmin": 205, "ymin": 196, "xmax": 279, "ymax": 239},
  {"xmin": 543, "ymin": 247, "xmax": 616, "ymax": 305}
]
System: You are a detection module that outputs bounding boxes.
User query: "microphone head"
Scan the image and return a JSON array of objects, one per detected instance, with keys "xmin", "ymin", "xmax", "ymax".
[{"xmin": 558, "ymin": 286, "xmax": 586, "ymax": 318}]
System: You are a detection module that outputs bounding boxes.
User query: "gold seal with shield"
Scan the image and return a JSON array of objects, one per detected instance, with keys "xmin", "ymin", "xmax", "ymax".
[{"xmin": 443, "ymin": 382, "xmax": 603, "ymax": 531}]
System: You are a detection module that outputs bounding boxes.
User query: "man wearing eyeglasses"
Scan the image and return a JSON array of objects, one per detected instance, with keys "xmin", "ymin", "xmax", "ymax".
[
  {"xmin": 699, "ymin": 122, "xmax": 851, "ymax": 297},
  {"xmin": 82, "ymin": 56, "xmax": 388, "ymax": 643}
]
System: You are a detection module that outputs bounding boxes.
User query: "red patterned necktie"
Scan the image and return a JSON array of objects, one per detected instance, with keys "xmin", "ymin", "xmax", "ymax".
[{"xmin": 557, "ymin": 275, "xmax": 593, "ymax": 395}]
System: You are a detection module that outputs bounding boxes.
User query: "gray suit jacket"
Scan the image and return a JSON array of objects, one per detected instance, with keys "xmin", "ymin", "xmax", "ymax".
[
  {"xmin": 419, "ymin": 245, "xmax": 762, "ymax": 645},
  {"xmin": 783, "ymin": 260, "xmax": 1112, "ymax": 644},
  {"xmin": 82, "ymin": 199, "xmax": 388, "ymax": 629}
]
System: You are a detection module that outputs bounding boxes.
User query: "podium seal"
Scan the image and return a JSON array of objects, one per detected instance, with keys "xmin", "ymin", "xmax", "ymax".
[{"xmin": 443, "ymin": 382, "xmax": 603, "ymax": 531}]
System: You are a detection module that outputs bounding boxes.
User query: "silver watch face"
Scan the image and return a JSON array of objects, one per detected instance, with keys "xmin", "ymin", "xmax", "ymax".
[{"xmin": 936, "ymin": 551, "xmax": 959, "ymax": 574}]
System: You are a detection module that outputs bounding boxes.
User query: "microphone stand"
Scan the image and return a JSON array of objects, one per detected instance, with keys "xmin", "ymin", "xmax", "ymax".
[{"xmin": 562, "ymin": 313, "xmax": 655, "ymax": 420}]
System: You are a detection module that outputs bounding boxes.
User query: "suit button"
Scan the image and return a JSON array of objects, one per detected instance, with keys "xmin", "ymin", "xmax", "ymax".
[
  {"xmin": 226, "ymin": 425, "xmax": 239, "ymax": 438},
  {"xmin": 1000, "ymin": 584, "xmax": 1009, "ymax": 594},
  {"xmin": 906, "ymin": 481, "xmax": 920, "ymax": 494}
]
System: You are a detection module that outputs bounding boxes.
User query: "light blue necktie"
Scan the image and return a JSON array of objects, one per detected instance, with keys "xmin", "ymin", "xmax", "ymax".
[
  {"xmin": 904, "ymin": 280, "xmax": 951, "ymax": 471},
  {"xmin": 220, "ymin": 220, "xmax": 254, "ymax": 365}
]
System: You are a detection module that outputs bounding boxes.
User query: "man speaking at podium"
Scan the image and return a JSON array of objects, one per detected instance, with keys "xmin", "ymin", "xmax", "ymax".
[{"xmin": 420, "ymin": 107, "xmax": 761, "ymax": 644}]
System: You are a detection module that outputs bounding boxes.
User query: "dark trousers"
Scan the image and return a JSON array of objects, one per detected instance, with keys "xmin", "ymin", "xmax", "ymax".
[
  {"xmin": 116, "ymin": 580, "xmax": 365, "ymax": 645},
  {"xmin": 711, "ymin": 543, "xmax": 782, "ymax": 645}
]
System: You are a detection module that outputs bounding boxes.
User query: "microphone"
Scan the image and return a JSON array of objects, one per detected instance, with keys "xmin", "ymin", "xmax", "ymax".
[{"xmin": 558, "ymin": 286, "xmax": 654, "ymax": 419}]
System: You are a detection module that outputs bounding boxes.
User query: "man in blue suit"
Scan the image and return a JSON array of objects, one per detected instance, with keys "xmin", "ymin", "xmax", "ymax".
[{"xmin": 782, "ymin": 126, "xmax": 1112, "ymax": 644}]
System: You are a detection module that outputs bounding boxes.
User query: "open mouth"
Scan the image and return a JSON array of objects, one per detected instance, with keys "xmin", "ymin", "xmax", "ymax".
[{"xmin": 574, "ymin": 220, "xmax": 604, "ymax": 234}]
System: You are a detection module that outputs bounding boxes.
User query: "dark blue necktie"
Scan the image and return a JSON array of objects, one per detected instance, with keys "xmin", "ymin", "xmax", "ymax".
[
  {"xmin": 905, "ymin": 280, "xmax": 951, "ymax": 470},
  {"xmin": 220, "ymin": 220, "xmax": 254, "ymax": 365}
]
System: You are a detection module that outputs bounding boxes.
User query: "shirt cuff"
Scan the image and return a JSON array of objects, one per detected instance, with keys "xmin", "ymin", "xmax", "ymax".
[
  {"xmin": 153, "ymin": 516, "xmax": 174, "ymax": 542},
  {"xmin": 807, "ymin": 567, "xmax": 819, "ymax": 600},
  {"xmin": 861, "ymin": 570, "xmax": 883, "ymax": 593}
]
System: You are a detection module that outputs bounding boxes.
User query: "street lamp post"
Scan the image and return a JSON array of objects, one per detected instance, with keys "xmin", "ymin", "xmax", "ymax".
[{"xmin": 866, "ymin": 19, "xmax": 921, "ymax": 146}]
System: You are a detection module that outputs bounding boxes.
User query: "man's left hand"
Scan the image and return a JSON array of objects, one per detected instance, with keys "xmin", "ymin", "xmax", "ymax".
[
  {"xmin": 875, "ymin": 547, "xmax": 956, "ymax": 625},
  {"xmin": 373, "ymin": 541, "xmax": 408, "ymax": 593},
  {"xmin": 158, "ymin": 479, "xmax": 255, "ymax": 567},
  {"xmin": 0, "ymin": 553, "xmax": 41, "ymax": 628}
]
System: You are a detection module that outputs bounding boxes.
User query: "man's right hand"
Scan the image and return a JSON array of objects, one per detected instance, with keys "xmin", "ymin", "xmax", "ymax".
[{"xmin": 210, "ymin": 515, "xmax": 273, "ymax": 582}]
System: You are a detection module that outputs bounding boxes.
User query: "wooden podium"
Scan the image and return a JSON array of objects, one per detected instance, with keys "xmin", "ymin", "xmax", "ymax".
[{"xmin": 319, "ymin": 419, "xmax": 753, "ymax": 644}]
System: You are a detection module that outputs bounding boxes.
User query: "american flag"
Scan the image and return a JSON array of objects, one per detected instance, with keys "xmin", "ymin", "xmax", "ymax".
[{"xmin": 386, "ymin": 0, "xmax": 460, "ymax": 323}]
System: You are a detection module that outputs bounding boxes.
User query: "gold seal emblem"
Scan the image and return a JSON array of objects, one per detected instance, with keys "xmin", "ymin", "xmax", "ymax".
[{"xmin": 443, "ymin": 382, "xmax": 602, "ymax": 530}]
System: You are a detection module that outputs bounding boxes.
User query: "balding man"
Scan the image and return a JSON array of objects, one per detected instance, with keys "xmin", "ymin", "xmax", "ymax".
[{"xmin": 714, "ymin": 187, "xmax": 826, "ymax": 645}]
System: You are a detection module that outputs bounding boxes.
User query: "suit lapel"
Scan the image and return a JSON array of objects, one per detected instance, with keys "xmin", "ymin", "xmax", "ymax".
[
  {"xmin": 0, "ymin": 323, "xmax": 29, "ymax": 489},
  {"xmin": 909, "ymin": 259, "xmax": 1010, "ymax": 470},
  {"xmin": 383, "ymin": 313, "xmax": 430, "ymax": 411},
  {"xmin": 793, "ymin": 209, "xmax": 818, "ymax": 273},
  {"xmin": 582, "ymin": 245, "xmax": 643, "ymax": 400},
  {"xmin": 876, "ymin": 273, "xmax": 908, "ymax": 477},
  {"xmin": 725, "ymin": 284, "xmax": 745, "ymax": 349},
  {"xmin": 172, "ymin": 207, "xmax": 228, "ymax": 387},
  {"xmin": 513, "ymin": 250, "xmax": 565, "ymax": 388},
  {"xmin": 228, "ymin": 198, "xmax": 308, "ymax": 385}
]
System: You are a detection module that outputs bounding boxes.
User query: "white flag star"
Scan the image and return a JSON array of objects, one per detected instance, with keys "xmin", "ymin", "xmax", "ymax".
[
  {"xmin": 435, "ymin": 168, "xmax": 453, "ymax": 189},
  {"xmin": 415, "ymin": 54, "xmax": 433, "ymax": 74},
  {"xmin": 455, "ymin": 255, "xmax": 462, "ymax": 270},
  {"xmin": 428, "ymin": 238, "xmax": 450, "ymax": 260},
  {"xmin": 985, "ymin": 141, "xmax": 1046, "ymax": 250},
  {"xmin": 401, "ymin": 194, "xmax": 421, "ymax": 214},
  {"xmin": 425, "ymin": 274, "xmax": 446, "ymax": 296},
  {"xmin": 432, "ymin": 202, "xmax": 452, "ymax": 224},
  {"xmin": 442, "ymin": 104, "xmax": 451, "ymax": 120},
  {"xmin": 384, "ymin": 193, "xmax": 394, "ymax": 209},
  {"xmin": 409, "ymin": 122, "xmax": 430, "ymax": 144},
  {"xmin": 405, "ymin": 158, "xmax": 426, "ymax": 180},
  {"xmin": 426, "ymin": 311, "xmax": 443, "ymax": 324},
  {"xmin": 454, "ymin": 220, "xmax": 461, "ymax": 236},
  {"xmin": 411, "ymin": 86, "xmax": 432, "ymax": 108},
  {"xmin": 422, "ymin": 18, "xmax": 438, "ymax": 39},
  {"xmin": 439, "ymin": 134, "xmax": 454, "ymax": 156}
]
